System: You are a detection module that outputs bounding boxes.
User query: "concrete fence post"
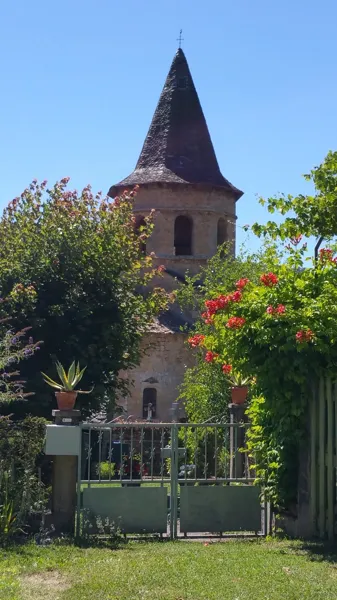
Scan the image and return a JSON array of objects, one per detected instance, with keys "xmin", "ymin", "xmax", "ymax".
[{"xmin": 45, "ymin": 409, "xmax": 82, "ymax": 534}]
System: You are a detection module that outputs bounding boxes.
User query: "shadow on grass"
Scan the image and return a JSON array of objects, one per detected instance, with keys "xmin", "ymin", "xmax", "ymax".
[
  {"xmin": 75, "ymin": 533, "xmax": 168, "ymax": 549},
  {"xmin": 298, "ymin": 541, "xmax": 337, "ymax": 563},
  {"xmin": 0, "ymin": 534, "xmax": 130, "ymax": 554}
]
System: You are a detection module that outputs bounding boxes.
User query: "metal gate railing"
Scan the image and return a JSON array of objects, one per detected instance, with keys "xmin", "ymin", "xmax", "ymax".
[{"xmin": 76, "ymin": 422, "xmax": 263, "ymax": 539}]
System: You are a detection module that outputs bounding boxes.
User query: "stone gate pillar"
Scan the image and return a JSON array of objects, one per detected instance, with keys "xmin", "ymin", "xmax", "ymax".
[{"xmin": 45, "ymin": 410, "xmax": 82, "ymax": 534}]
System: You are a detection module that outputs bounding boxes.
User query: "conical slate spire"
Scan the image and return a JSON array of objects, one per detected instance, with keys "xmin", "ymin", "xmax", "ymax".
[{"xmin": 109, "ymin": 49, "xmax": 243, "ymax": 200}]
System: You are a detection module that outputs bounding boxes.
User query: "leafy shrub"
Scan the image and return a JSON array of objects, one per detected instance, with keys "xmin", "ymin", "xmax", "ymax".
[
  {"xmin": 0, "ymin": 321, "xmax": 41, "ymax": 405},
  {"xmin": 0, "ymin": 416, "xmax": 48, "ymax": 545},
  {"xmin": 183, "ymin": 151, "xmax": 337, "ymax": 509},
  {"xmin": 96, "ymin": 461, "xmax": 116, "ymax": 479},
  {"xmin": 0, "ymin": 179, "xmax": 169, "ymax": 418}
]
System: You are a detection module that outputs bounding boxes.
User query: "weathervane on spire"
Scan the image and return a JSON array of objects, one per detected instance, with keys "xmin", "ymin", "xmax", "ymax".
[{"xmin": 177, "ymin": 29, "xmax": 184, "ymax": 48}]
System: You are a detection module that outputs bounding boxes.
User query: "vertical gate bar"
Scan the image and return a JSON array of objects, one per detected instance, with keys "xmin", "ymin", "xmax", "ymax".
[
  {"xmin": 229, "ymin": 419, "xmax": 233, "ymax": 480},
  {"xmin": 228, "ymin": 424, "xmax": 231, "ymax": 479},
  {"xmin": 245, "ymin": 424, "xmax": 249, "ymax": 480},
  {"xmin": 214, "ymin": 427, "xmax": 218, "ymax": 481},
  {"xmin": 108, "ymin": 428, "xmax": 112, "ymax": 482},
  {"xmin": 184, "ymin": 428, "xmax": 187, "ymax": 482},
  {"xmin": 310, "ymin": 382, "xmax": 317, "ymax": 536},
  {"xmin": 327, "ymin": 377, "xmax": 334, "ymax": 540},
  {"xmin": 235, "ymin": 425, "xmax": 238, "ymax": 480},
  {"xmin": 140, "ymin": 426, "xmax": 144, "ymax": 483},
  {"xmin": 88, "ymin": 428, "xmax": 91, "ymax": 487},
  {"xmin": 318, "ymin": 377, "xmax": 326, "ymax": 538},
  {"xmin": 170, "ymin": 425, "xmax": 174, "ymax": 540},
  {"xmin": 263, "ymin": 489, "xmax": 267, "ymax": 536},
  {"xmin": 170, "ymin": 425, "xmax": 178, "ymax": 539},
  {"xmin": 160, "ymin": 428, "xmax": 164, "ymax": 482},
  {"xmin": 130, "ymin": 427, "xmax": 134, "ymax": 482},
  {"xmin": 76, "ymin": 424, "xmax": 83, "ymax": 539},
  {"xmin": 98, "ymin": 429, "xmax": 102, "ymax": 483},
  {"xmin": 204, "ymin": 427, "xmax": 207, "ymax": 480},
  {"xmin": 194, "ymin": 428, "xmax": 197, "ymax": 481},
  {"xmin": 151, "ymin": 428, "xmax": 154, "ymax": 481},
  {"xmin": 174, "ymin": 424, "xmax": 178, "ymax": 539},
  {"xmin": 120, "ymin": 428, "xmax": 123, "ymax": 483}
]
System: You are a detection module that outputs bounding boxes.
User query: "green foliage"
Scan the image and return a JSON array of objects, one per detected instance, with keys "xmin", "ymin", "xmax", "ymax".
[
  {"xmin": 225, "ymin": 371, "xmax": 252, "ymax": 387},
  {"xmin": 177, "ymin": 242, "xmax": 270, "ymax": 314},
  {"xmin": 0, "ymin": 320, "xmax": 40, "ymax": 404},
  {"xmin": 182, "ymin": 151, "xmax": 337, "ymax": 508},
  {"xmin": 179, "ymin": 357, "xmax": 230, "ymax": 423},
  {"xmin": 178, "ymin": 244, "xmax": 271, "ymax": 424},
  {"xmin": 0, "ymin": 473, "xmax": 22, "ymax": 540},
  {"xmin": 0, "ymin": 415, "xmax": 48, "ymax": 545},
  {"xmin": 96, "ymin": 461, "xmax": 116, "ymax": 479},
  {"xmin": 252, "ymin": 150, "xmax": 337, "ymax": 240},
  {"xmin": 0, "ymin": 179, "xmax": 168, "ymax": 417},
  {"xmin": 189, "ymin": 243, "xmax": 337, "ymax": 506},
  {"xmin": 42, "ymin": 360, "xmax": 90, "ymax": 393}
]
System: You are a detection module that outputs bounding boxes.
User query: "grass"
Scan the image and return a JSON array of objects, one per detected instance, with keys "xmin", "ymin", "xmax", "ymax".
[{"xmin": 1, "ymin": 538, "xmax": 337, "ymax": 599}]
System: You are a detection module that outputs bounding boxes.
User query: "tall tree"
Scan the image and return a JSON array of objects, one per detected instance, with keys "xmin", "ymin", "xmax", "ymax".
[{"xmin": 0, "ymin": 179, "xmax": 167, "ymax": 417}]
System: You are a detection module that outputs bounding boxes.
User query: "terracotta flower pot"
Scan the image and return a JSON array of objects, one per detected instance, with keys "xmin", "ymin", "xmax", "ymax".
[
  {"xmin": 55, "ymin": 391, "xmax": 77, "ymax": 410},
  {"xmin": 231, "ymin": 385, "xmax": 248, "ymax": 405}
]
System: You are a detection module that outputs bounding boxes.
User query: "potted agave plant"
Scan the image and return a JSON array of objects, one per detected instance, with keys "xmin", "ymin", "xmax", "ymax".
[
  {"xmin": 226, "ymin": 372, "xmax": 251, "ymax": 405},
  {"xmin": 42, "ymin": 361, "xmax": 92, "ymax": 410}
]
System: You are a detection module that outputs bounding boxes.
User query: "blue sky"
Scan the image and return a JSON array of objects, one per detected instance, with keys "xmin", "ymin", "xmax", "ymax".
[{"xmin": 1, "ymin": 0, "xmax": 336, "ymax": 250}]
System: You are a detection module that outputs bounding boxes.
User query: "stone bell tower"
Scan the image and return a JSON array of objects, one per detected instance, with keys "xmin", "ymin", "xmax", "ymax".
[{"xmin": 108, "ymin": 48, "xmax": 243, "ymax": 421}]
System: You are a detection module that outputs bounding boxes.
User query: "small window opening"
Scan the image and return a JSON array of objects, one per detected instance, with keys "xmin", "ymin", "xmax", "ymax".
[
  {"xmin": 142, "ymin": 388, "xmax": 157, "ymax": 420},
  {"xmin": 217, "ymin": 218, "xmax": 228, "ymax": 247},
  {"xmin": 135, "ymin": 215, "xmax": 146, "ymax": 254},
  {"xmin": 174, "ymin": 215, "xmax": 193, "ymax": 256}
]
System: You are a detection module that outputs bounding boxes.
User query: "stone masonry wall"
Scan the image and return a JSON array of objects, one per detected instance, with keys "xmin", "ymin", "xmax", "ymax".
[
  {"xmin": 133, "ymin": 183, "xmax": 236, "ymax": 277},
  {"xmin": 118, "ymin": 182, "xmax": 236, "ymax": 420},
  {"xmin": 119, "ymin": 332, "xmax": 194, "ymax": 422}
]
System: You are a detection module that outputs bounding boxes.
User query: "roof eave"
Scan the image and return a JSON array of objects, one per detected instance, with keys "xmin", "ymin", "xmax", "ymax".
[{"xmin": 108, "ymin": 180, "xmax": 244, "ymax": 200}]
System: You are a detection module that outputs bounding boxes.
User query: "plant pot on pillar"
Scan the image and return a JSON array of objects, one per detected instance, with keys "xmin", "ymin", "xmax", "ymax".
[
  {"xmin": 225, "ymin": 372, "xmax": 251, "ymax": 406},
  {"xmin": 231, "ymin": 386, "xmax": 249, "ymax": 405},
  {"xmin": 55, "ymin": 391, "xmax": 78, "ymax": 411},
  {"xmin": 42, "ymin": 360, "xmax": 93, "ymax": 410}
]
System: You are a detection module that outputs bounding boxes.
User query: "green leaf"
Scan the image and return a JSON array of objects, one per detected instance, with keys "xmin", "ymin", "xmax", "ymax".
[
  {"xmin": 67, "ymin": 361, "xmax": 76, "ymax": 387},
  {"xmin": 55, "ymin": 361, "xmax": 69, "ymax": 388}
]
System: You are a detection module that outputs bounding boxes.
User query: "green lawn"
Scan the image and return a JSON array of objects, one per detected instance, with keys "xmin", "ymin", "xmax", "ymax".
[{"xmin": 1, "ymin": 539, "xmax": 337, "ymax": 600}]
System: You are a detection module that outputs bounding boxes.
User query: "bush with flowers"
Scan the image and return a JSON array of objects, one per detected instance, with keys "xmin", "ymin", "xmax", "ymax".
[
  {"xmin": 0, "ymin": 179, "xmax": 168, "ymax": 418},
  {"xmin": 178, "ymin": 244, "xmax": 271, "ymax": 422},
  {"xmin": 184, "ymin": 151, "xmax": 337, "ymax": 509},
  {"xmin": 187, "ymin": 241, "xmax": 337, "ymax": 507}
]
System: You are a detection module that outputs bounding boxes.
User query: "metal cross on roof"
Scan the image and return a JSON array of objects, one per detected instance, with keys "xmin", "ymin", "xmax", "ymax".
[{"xmin": 177, "ymin": 29, "xmax": 184, "ymax": 48}]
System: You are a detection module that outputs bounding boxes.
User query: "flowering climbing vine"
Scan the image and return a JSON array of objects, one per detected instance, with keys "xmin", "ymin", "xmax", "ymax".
[
  {"xmin": 187, "ymin": 240, "xmax": 337, "ymax": 507},
  {"xmin": 182, "ymin": 151, "xmax": 337, "ymax": 509}
]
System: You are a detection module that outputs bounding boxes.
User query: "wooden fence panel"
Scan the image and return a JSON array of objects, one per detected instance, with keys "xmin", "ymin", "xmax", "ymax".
[{"xmin": 310, "ymin": 377, "xmax": 337, "ymax": 539}]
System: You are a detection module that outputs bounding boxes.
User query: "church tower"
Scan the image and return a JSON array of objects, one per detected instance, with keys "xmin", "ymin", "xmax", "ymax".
[{"xmin": 108, "ymin": 48, "xmax": 243, "ymax": 420}]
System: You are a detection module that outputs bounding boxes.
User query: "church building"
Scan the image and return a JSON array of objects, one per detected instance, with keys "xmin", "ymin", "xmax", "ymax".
[{"xmin": 108, "ymin": 48, "xmax": 243, "ymax": 421}]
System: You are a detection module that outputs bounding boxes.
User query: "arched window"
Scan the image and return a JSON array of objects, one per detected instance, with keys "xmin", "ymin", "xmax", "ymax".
[
  {"xmin": 142, "ymin": 388, "xmax": 157, "ymax": 420},
  {"xmin": 217, "ymin": 218, "xmax": 228, "ymax": 247},
  {"xmin": 174, "ymin": 215, "xmax": 193, "ymax": 256},
  {"xmin": 135, "ymin": 215, "xmax": 146, "ymax": 254}
]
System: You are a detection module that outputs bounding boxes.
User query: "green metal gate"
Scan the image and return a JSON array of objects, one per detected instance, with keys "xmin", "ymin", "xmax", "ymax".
[{"xmin": 76, "ymin": 422, "xmax": 264, "ymax": 539}]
